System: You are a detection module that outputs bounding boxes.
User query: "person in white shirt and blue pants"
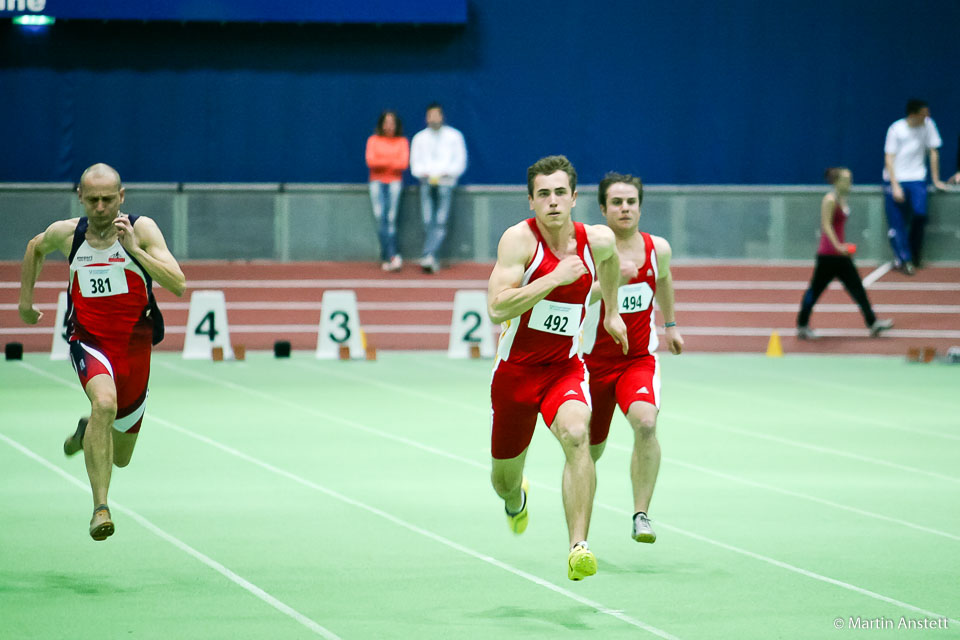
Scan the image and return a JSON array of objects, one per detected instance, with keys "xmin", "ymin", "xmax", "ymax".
[
  {"xmin": 410, "ymin": 102, "xmax": 467, "ymax": 273},
  {"xmin": 882, "ymin": 99, "xmax": 948, "ymax": 273}
]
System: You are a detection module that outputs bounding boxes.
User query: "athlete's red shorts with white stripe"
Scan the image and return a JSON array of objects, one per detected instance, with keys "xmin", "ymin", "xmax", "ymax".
[
  {"xmin": 586, "ymin": 354, "xmax": 660, "ymax": 446},
  {"xmin": 490, "ymin": 357, "xmax": 592, "ymax": 460},
  {"xmin": 69, "ymin": 338, "xmax": 151, "ymax": 434}
]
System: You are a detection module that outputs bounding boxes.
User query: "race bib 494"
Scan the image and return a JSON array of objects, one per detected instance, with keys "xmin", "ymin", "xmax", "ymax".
[{"xmin": 619, "ymin": 282, "xmax": 654, "ymax": 314}]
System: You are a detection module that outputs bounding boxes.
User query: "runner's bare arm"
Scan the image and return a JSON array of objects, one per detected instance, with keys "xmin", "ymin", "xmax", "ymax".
[
  {"xmin": 487, "ymin": 223, "xmax": 585, "ymax": 324},
  {"xmin": 115, "ymin": 215, "xmax": 186, "ymax": 296},
  {"xmin": 589, "ymin": 281, "xmax": 601, "ymax": 305},
  {"xmin": 653, "ymin": 235, "xmax": 683, "ymax": 355},
  {"xmin": 19, "ymin": 219, "xmax": 78, "ymax": 324},
  {"xmin": 588, "ymin": 225, "xmax": 628, "ymax": 353},
  {"xmin": 929, "ymin": 148, "xmax": 947, "ymax": 190},
  {"xmin": 588, "ymin": 255, "xmax": 637, "ymax": 304}
]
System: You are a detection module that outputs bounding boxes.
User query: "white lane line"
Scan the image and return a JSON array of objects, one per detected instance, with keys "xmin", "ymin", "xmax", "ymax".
[
  {"xmin": 667, "ymin": 378, "xmax": 960, "ymax": 462},
  {"xmin": 408, "ymin": 355, "xmax": 960, "ymax": 532},
  {"xmin": 0, "ymin": 325, "xmax": 452, "ymax": 336},
  {"xmin": 404, "ymin": 355, "xmax": 496, "ymax": 378},
  {"xmin": 151, "ymin": 358, "xmax": 959, "ymax": 621},
  {"xmin": 21, "ymin": 360, "xmax": 680, "ymax": 637},
  {"xmin": 11, "ymin": 325, "xmax": 960, "ymax": 339},
  {"xmin": 409, "ymin": 354, "xmax": 960, "ymax": 445},
  {"xmin": 8, "ymin": 301, "xmax": 960, "ymax": 314},
  {"xmin": 690, "ymin": 425, "xmax": 960, "ymax": 483},
  {"xmin": 14, "ymin": 361, "xmax": 78, "ymax": 389},
  {"xmin": 7, "ymin": 278, "xmax": 959, "ymax": 291},
  {"xmin": 0, "ymin": 279, "xmax": 489, "ymax": 290},
  {"xmin": 0, "ymin": 429, "xmax": 343, "ymax": 640},
  {"xmin": 646, "ymin": 513, "xmax": 960, "ymax": 626},
  {"xmin": 288, "ymin": 360, "xmax": 488, "ymax": 415},
  {"xmin": 0, "ymin": 302, "xmax": 455, "ymax": 312},
  {"xmin": 663, "ymin": 390, "xmax": 960, "ymax": 484},
  {"xmin": 862, "ymin": 262, "xmax": 894, "ymax": 288},
  {"xmin": 679, "ymin": 357, "xmax": 960, "ymax": 427},
  {"xmin": 674, "ymin": 281, "xmax": 960, "ymax": 292},
  {"xmin": 154, "ymin": 361, "xmax": 487, "ymax": 470},
  {"xmin": 610, "ymin": 446, "xmax": 960, "ymax": 543},
  {"xmin": 147, "ymin": 414, "xmax": 679, "ymax": 639},
  {"xmin": 669, "ymin": 327, "xmax": 960, "ymax": 338},
  {"xmin": 666, "ymin": 302, "xmax": 960, "ymax": 314},
  {"xmin": 861, "ymin": 282, "xmax": 960, "ymax": 291}
]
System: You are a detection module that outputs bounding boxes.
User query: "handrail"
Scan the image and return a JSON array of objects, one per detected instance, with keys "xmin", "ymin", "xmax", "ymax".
[{"xmin": 0, "ymin": 182, "xmax": 928, "ymax": 194}]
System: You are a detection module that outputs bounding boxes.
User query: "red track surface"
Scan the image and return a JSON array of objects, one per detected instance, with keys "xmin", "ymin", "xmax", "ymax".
[{"xmin": 2, "ymin": 260, "xmax": 958, "ymax": 355}]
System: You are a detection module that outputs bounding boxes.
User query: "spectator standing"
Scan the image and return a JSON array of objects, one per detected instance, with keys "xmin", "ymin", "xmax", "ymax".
[
  {"xmin": 365, "ymin": 110, "xmax": 409, "ymax": 271},
  {"xmin": 882, "ymin": 99, "xmax": 947, "ymax": 273},
  {"xmin": 409, "ymin": 102, "xmax": 467, "ymax": 273}
]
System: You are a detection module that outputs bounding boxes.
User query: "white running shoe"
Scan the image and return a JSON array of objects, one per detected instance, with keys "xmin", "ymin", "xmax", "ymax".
[
  {"xmin": 420, "ymin": 255, "xmax": 438, "ymax": 274},
  {"xmin": 632, "ymin": 512, "xmax": 657, "ymax": 543},
  {"xmin": 796, "ymin": 326, "xmax": 818, "ymax": 340},
  {"xmin": 870, "ymin": 318, "xmax": 894, "ymax": 337}
]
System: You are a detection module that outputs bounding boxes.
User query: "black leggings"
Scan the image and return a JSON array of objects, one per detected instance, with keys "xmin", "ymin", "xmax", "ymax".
[{"xmin": 797, "ymin": 255, "xmax": 876, "ymax": 328}]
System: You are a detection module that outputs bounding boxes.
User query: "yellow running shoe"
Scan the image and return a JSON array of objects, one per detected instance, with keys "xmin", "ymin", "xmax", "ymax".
[
  {"xmin": 505, "ymin": 477, "xmax": 529, "ymax": 534},
  {"xmin": 567, "ymin": 543, "xmax": 597, "ymax": 581}
]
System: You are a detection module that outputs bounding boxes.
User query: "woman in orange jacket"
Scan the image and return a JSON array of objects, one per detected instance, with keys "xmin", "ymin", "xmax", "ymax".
[{"xmin": 366, "ymin": 111, "xmax": 410, "ymax": 271}]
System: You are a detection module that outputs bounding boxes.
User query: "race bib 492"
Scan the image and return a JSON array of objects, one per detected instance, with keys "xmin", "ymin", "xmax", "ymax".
[{"xmin": 529, "ymin": 299, "xmax": 581, "ymax": 336}]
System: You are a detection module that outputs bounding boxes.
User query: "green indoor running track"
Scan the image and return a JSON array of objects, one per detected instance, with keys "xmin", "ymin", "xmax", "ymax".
[{"xmin": 1, "ymin": 352, "xmax": 958, "ymax": 639}]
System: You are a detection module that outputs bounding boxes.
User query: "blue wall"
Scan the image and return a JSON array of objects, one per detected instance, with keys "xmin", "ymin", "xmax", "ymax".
[
  {"xmin": 2, "ymin": 1, "xmax": 958, "ymax": 185},
  {"xmin": 0, "ymin": 0, "xmax": 467, "ymax": 23}
]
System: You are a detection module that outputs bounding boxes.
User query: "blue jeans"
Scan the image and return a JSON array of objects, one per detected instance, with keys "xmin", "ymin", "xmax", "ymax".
[
  {"xmin": 419, "ymin": 182, "xmax": 454, "ymax": 259},
  {"xmin": 883, "ymin": 180, "xmax": 927, "ymax": 265},
  {"xmin": 369, "ymin": 180, "xmax": 402, "ymax": 262}
]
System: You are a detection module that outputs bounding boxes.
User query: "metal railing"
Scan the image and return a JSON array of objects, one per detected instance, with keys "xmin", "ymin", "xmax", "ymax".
[{"xmin": 2, "ymin": 183, "xmax": 957, "ymax": 262}]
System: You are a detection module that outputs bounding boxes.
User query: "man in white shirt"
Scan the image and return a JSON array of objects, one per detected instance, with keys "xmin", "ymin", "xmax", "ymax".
[
  {"xmin": 409, "ymin": 103, "xmax": 467, "ymax": 273},
  {"xmin": 882, "ymin": 99, "xmax": 948, "ymax": 273}
]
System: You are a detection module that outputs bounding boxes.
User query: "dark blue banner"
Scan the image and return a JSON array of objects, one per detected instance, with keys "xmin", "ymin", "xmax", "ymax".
[{"xmin": 0, "ymin": 0, "xmax": 466, "ymax": 24}]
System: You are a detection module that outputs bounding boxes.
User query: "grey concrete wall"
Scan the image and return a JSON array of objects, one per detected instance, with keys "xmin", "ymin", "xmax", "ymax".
[{"xmin": 2, "ymin": 184, "xmax": 958, "ymax": 263}]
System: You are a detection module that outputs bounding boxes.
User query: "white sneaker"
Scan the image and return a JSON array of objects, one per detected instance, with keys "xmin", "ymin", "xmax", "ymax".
[
  {"xmin": 420, "ymin": 256, "xmax": 438, "ymax": 274},
  {"xmin": 796, "ymin": 326, "xmax": 818, "ymax": 340},
  {"xmin": 870, "ymin": 318, "xmax": 894, "ymax": 337},
  {"xmin": 387, "ymin": 255, "xmax": 403, "ymax": 272},
  {"xmin": 631, "ymin": 512, "xmax": 656, "ymax": 543}
]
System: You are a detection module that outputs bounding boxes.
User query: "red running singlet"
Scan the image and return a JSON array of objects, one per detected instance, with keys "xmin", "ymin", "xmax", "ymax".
[
  {"xmin": 494, "ymin": 219, "xmax": 596, "ymax": 366},
  {"xmin": 586, "ymin": 231, "xmax": 659, "ymax": 362}
]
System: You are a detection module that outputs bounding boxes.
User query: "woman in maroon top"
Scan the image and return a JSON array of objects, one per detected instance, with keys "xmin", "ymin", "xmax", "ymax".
[{"xmin": 796, "ymin": 167, "xmax": 893, "ymax": 340}]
